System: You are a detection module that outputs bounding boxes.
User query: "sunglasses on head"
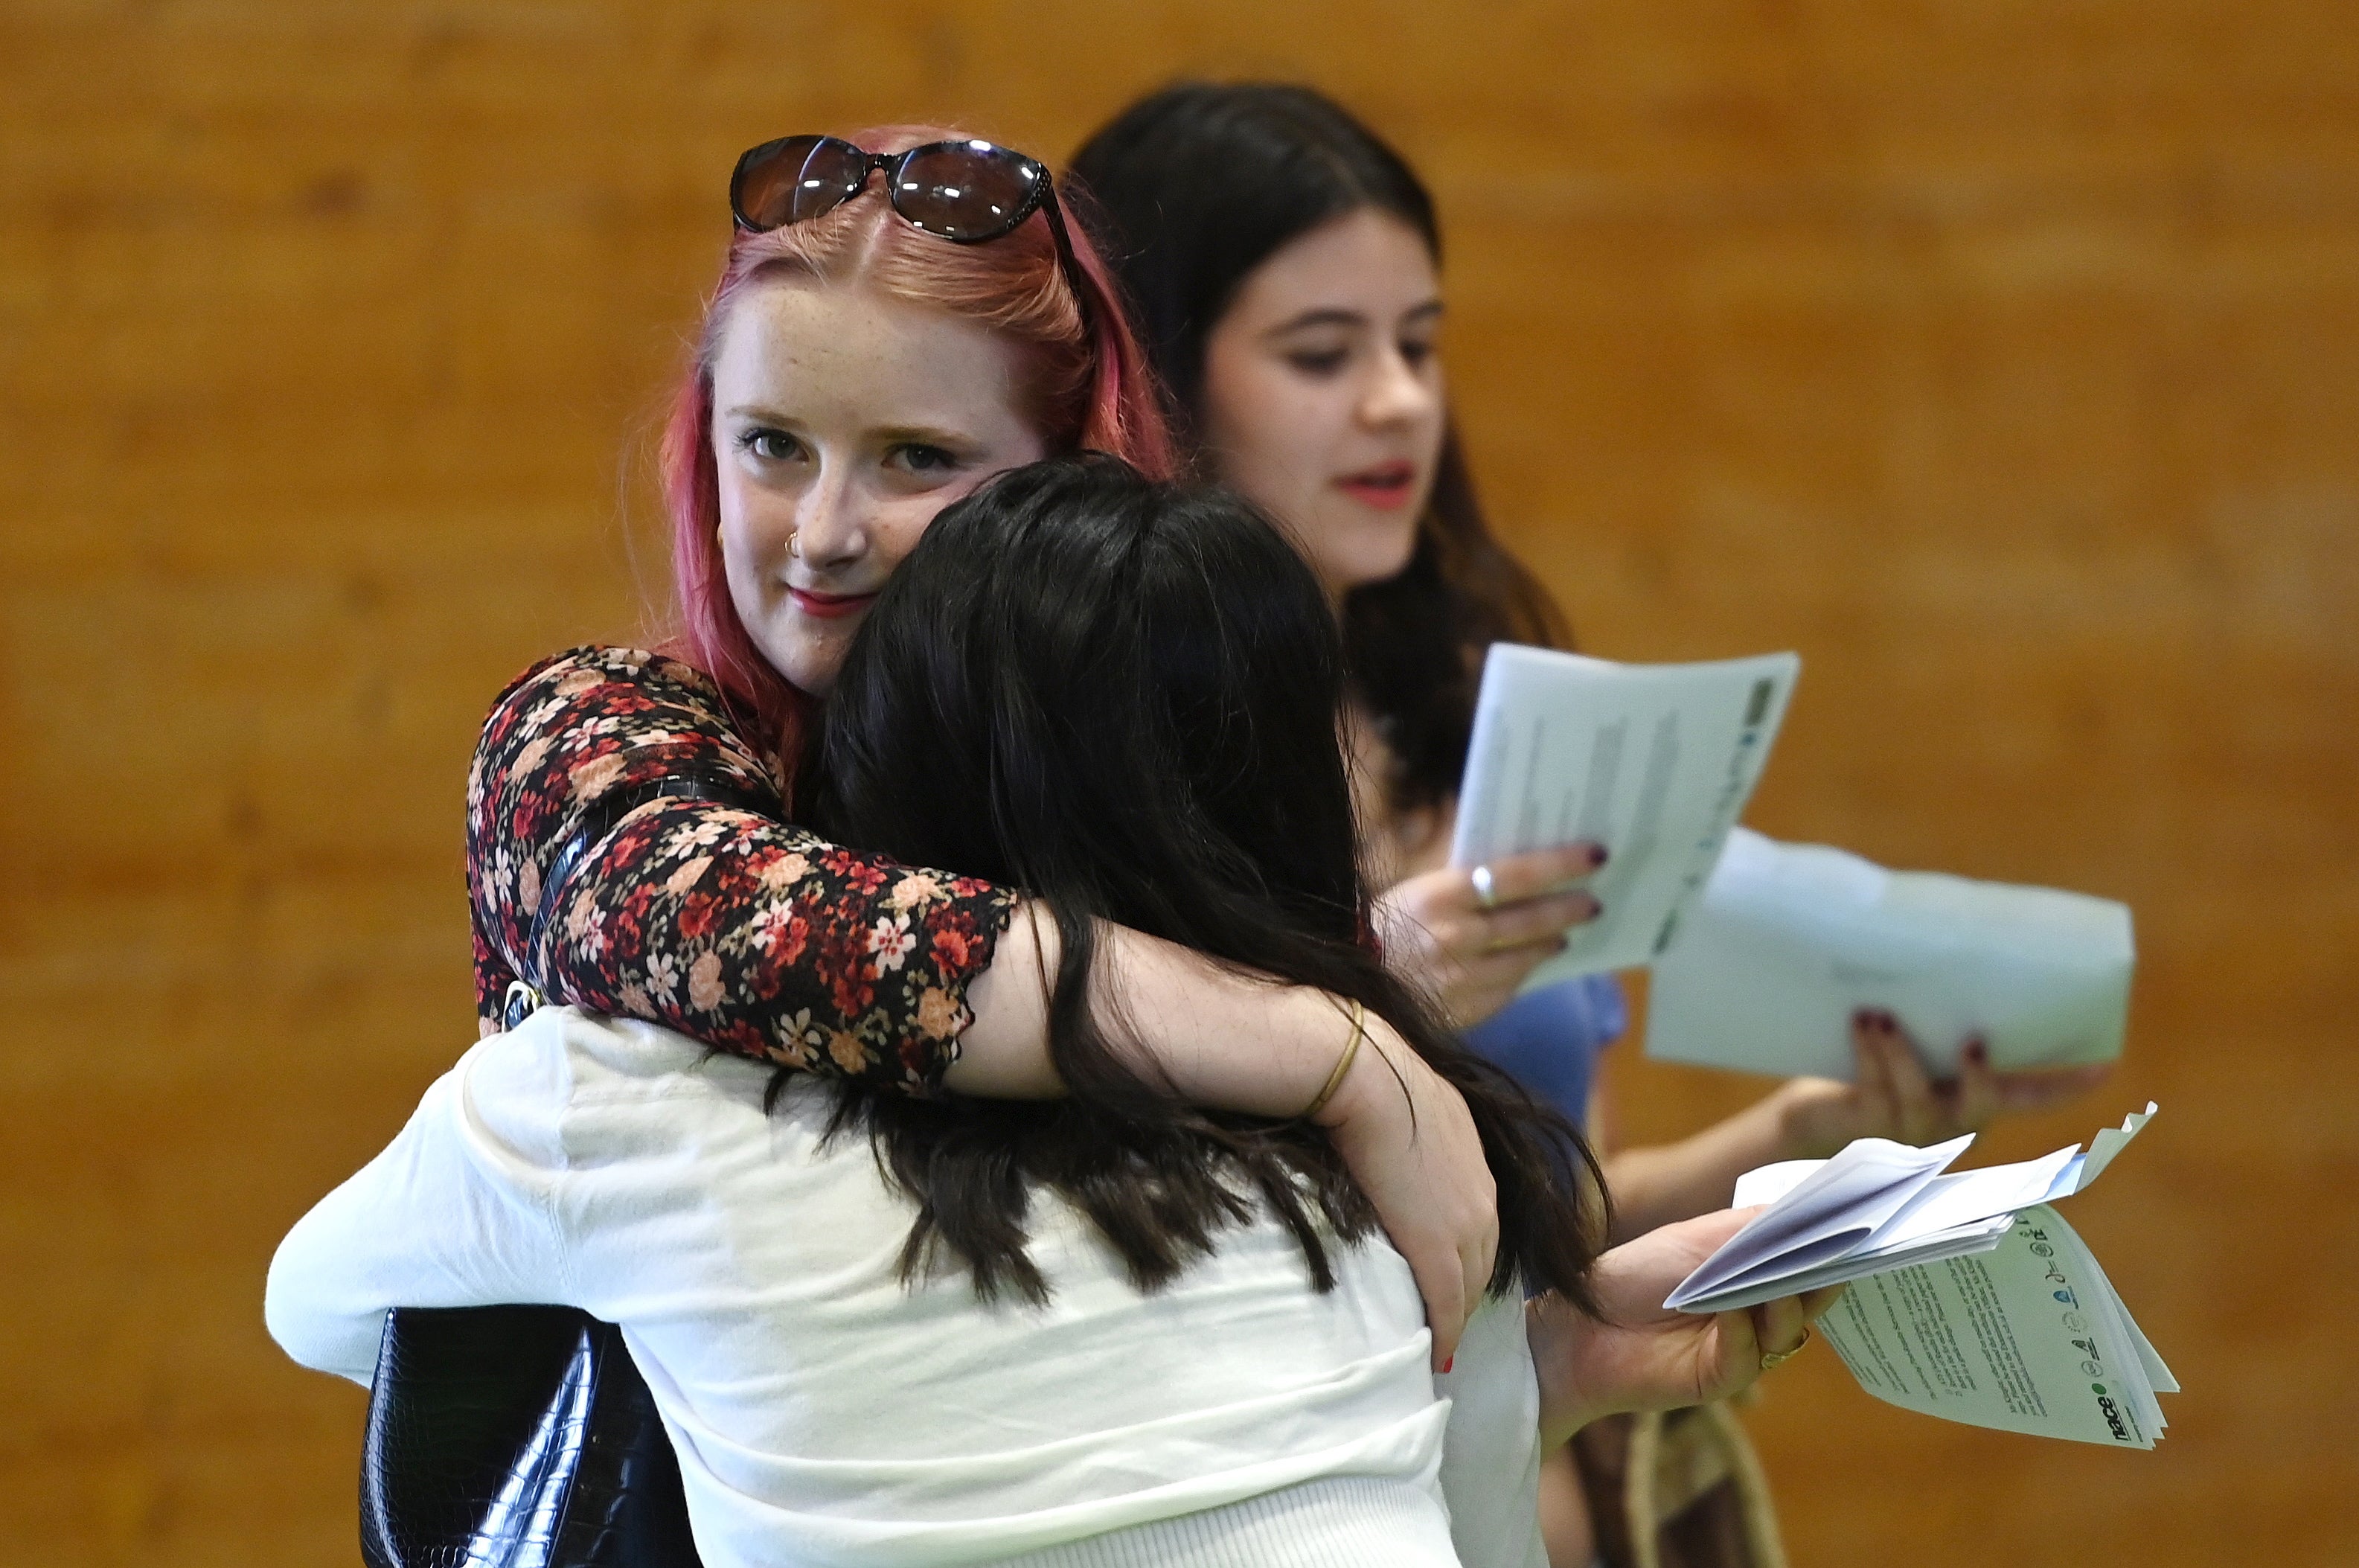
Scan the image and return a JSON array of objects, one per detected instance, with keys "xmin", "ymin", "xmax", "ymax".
[{"xmin": 729, "ymin": 134, "xmax": 1090, "ymax": 319}]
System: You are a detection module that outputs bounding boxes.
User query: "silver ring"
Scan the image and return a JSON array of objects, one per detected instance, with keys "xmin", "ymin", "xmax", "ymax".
[{"xmin": 1470, "ymin": 864, "xmax": 1499, "ymax": 910}]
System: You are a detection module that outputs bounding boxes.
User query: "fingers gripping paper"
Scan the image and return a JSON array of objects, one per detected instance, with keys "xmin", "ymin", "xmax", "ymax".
[{"xmin": 1450, "ymin": 646, "xmax": 1800, "ymax": 985}]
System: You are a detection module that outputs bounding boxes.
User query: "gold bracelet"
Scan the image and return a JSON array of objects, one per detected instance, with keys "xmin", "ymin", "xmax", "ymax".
[{"xmin": 1299, "ymin": 1000, "xmax": 1366, "ymax": 1121}]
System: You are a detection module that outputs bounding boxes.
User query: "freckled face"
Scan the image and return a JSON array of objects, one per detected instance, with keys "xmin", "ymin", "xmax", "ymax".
[
  {"xmin": 709, "ymin": 275, "xmax": 1049, "ymax": 698},
  {"xmin": 1198, "ymin": 208, "xmax": 1447, "ymax": 598}
]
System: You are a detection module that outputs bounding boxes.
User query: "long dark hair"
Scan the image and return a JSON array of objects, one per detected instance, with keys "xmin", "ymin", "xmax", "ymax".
[
  {"xmin": 1071, "ymin": 81, "xmax": 1569, "ymax": 816},
  {"xmin": 810, "ymin": 455, "xmax": 1601, "ymax": 1311}
]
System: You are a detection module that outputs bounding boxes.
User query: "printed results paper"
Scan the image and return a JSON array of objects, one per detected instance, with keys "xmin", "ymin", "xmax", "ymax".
[
  {"xmin": 1450, "ymin": 647, "xmax": 1799, "ymax": 986},
  {"xmin": 1818, "ymin": 1207, "xmax": 2166, "ymax": 1448}
]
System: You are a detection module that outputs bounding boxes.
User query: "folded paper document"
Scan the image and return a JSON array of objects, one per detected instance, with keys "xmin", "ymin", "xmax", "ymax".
[
  {"xmin": 1646, "ymin": 828, "xmax": 2135, "ymax": 1078},
  {"xmin": 1450, "ymin": 647, "xmax": 1799, "ymax": 985},
  {"xmin": 1669, "ymin": 1105, "xmax": 2173, "ymax": 1447}
]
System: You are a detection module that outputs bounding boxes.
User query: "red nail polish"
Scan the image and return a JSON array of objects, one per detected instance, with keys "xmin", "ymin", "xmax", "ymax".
[{"xmin": 1440, "ymin": 1355, "xmax": 1454, "ymax": 1375}]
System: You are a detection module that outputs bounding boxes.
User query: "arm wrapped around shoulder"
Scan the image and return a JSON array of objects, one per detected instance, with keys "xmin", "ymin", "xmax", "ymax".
[{"xmin": 465, "ymin": 645, "xmax": 1020, "ymax": 1093}]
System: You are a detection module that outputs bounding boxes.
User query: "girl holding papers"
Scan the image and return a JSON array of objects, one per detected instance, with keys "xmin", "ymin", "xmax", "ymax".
[{"xmin": 1069, "ymin": 81, "xmax": 2112, "ymax": 1567}]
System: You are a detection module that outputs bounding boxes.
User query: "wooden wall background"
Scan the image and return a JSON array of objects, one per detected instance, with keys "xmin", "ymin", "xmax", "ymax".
[{"xmin": 4, "ymin": 3, "xmax": 2353, "ymax": 1563}]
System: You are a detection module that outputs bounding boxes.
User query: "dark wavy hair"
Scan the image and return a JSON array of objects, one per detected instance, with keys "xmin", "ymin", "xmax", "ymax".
[
  {"xmin": 809, "ymin": 455, "xmax": 1601, "ymax": 1311},
  {"xmin": 1071, "ymin": 81, "xmax": 1571, "ymax": 816}
]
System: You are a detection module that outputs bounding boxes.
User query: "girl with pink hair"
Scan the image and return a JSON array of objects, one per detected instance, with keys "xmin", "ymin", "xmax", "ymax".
[
  {"xmin": 462, "ymin": 127, "xmax": 1506, "ymax": 1358},
  {"xmin": 274, "ymin": 129, "xmax": 1836, "ymax": 1565}
]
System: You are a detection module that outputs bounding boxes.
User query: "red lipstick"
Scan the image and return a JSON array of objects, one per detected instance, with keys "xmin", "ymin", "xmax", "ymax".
[
  {"xmin": 787, "ymin": 586, "xmax": 877, "ymax": 620},
  {"xmin": 1334, "ymin": 461, "xmax": 1418, "ymax": 511}
]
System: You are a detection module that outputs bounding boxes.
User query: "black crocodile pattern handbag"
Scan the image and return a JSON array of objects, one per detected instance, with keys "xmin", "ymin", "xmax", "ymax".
[{"xmin": 360, "ymin": 1305, "xmax": 704, "ymax": 1568}]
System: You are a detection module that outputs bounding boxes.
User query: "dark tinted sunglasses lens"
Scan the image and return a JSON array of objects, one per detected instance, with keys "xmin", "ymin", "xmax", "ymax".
[
  {"xmin": 733, "ymin": 136, "xmax": 868, "ymax": 229},
  {"xmin": 889, "ymin": 143, "xmax": 1042, "ymax": 240}
]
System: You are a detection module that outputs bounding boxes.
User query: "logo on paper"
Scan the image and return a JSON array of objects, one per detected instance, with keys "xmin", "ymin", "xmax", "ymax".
[{"xmin": 2091, "ymin": 1385, "xmax": 2132, "ymax": 1442}]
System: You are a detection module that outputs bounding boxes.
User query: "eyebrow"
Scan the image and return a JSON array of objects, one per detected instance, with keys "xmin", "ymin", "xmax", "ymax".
[
  {"xmin": 869, "ymin": 423, "xmax": 979, "ymax": 449},
  {"xmin": 1264, "ymin": 300, "xmax": 1445, "ymax": 337},
  {"xmin": 719, "ymin": 408, "xmax": 978, "ymax": 447}
]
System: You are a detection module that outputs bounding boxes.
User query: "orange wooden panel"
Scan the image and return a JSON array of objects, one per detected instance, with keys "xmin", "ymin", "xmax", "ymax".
[{"xmin": 4, "ymin": 3, "xmax": 2352, "ymax": 1564}]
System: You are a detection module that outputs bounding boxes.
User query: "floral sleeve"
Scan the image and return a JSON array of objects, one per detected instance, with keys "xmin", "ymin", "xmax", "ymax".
[{"xmin": 467, "ymin": 645, "xmax": 1021, "ymax": 1094}]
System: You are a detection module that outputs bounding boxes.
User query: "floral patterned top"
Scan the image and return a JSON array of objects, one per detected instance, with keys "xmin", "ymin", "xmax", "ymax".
[{"xmin": 467, "ymin": 645, "xmax": 1022, "ymax": 1094}]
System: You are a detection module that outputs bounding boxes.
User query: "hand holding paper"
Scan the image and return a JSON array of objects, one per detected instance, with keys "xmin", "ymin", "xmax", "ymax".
[
  {"xmin": 1529, "ymin": 1208, "xmax": 1844, "ymax": 1446},
  {"xmin": 1668, "ymin": 1105, "xmax": 2174, "ymax": 1447},
  {"xmin": 1450, "ymin": 646, "xmax": 1799, "ymax": 986},
  {"xmin": 1374, "ymin": 842, "xmax": 1607, "ymax": 1028},
  {"xmin": 1769, "ymin": 1008, "xmax": 2116, "ymax": 1160}
]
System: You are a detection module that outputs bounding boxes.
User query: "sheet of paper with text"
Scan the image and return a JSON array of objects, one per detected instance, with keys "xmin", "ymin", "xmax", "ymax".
[
  {"xmin": 1817, "ymin": 1206, "xmax": 2171, "ymax": 1448},
  {"xmin": 1668, "ymin": 1105, "xmax": 2174, "ymax": 1446},
  {"xmin": 1450, "ymin": 646, "xmax": 1800, "ymax": 985}
]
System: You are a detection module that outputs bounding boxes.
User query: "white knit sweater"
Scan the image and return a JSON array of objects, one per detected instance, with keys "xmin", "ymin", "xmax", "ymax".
[{"xmin": 266, "ymin": 1008, "xmax": 1546, "ymax": 1568}]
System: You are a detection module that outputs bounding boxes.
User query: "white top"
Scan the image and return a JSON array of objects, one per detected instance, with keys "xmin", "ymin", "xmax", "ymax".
[{"xmin": 266, "ymin": 1008, "xmax": 1546, "ymax": 1568}]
